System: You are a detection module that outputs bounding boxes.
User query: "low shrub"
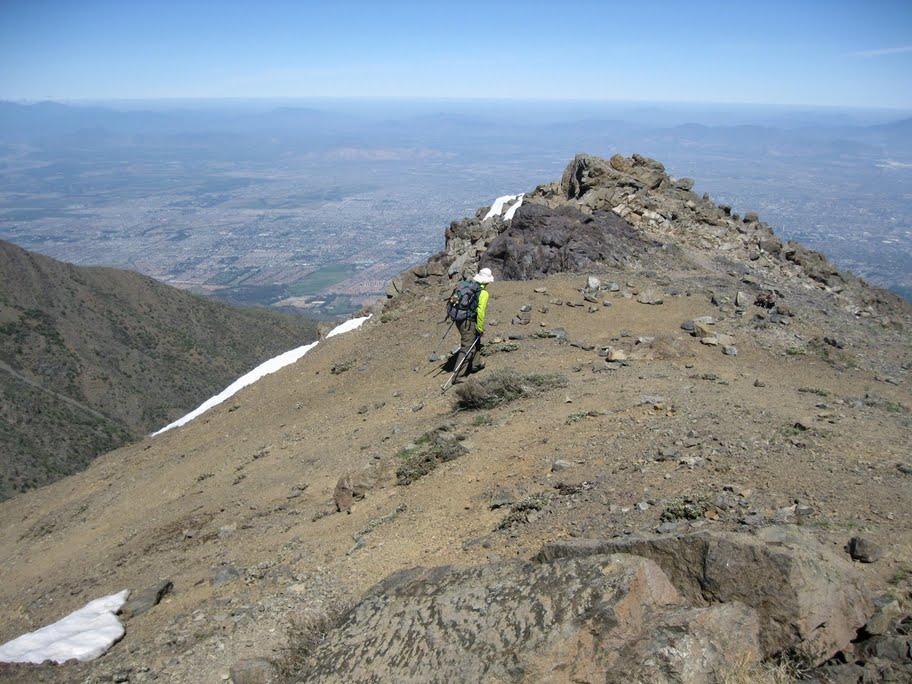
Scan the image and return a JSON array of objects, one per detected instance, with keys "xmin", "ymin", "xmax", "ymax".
[{"xmin": 454, "ymin": 368, "xmax": 566, "ymax": 410}]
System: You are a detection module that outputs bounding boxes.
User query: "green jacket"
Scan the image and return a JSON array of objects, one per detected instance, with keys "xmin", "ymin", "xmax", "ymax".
[{"xmin": 476, "ymin": 286, "xmax": 489, "ymax": 333}]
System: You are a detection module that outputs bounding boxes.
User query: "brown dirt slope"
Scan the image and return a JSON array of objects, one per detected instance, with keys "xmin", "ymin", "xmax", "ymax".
[
  {"xmin": 0, "ymin": 239, "xmax": 317, "ymax": 499},
  {"xmin": 0, "ymin": 155, "xmax": 910, "ymax": 681},
  {"xmin": 0, "ymin": 268, "xmax": 909, "ymax": 682}
]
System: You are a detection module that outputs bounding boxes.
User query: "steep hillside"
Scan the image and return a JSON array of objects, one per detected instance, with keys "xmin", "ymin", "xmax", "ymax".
[
  {"xmin": 0, "ymin": 240, "xmax": 318, "ymax": 499},
  {"xmin": 0, "ymin": 156, "xmax": 909, "ymax": 683}
]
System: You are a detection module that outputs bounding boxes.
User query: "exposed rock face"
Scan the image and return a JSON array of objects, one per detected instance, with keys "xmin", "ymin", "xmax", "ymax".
[
  {"xmin": 479, "ymin": 203, "xmax": 656, "ymax": 280},
  {"xmin": 298, "ymin": 554, "xmax": 761, "ymax": 683},
  {"xmin": 535, "ymin": 526, "xmax": 874, "ymax": 664},
  {"xmin": 382, "ymin": 153, "xmax": 907, "ymax": 325}
]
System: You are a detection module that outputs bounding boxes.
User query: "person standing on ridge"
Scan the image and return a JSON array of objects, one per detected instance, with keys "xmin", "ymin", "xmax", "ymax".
[{"xmin": 447, "ymin": 267, "xmax": 493, "ymax": 378}]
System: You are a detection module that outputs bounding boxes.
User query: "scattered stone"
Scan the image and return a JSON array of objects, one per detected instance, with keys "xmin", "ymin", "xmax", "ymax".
[
  {"xmin": 212, "ymin": 565, "xmax": 241, "ymax": 587},
  {"xmin": 229, "ymin": 658, "xmax": 278, "ymax": 684},
  {"xmin": 897, "ymin": 463, "xmax": 912, "ymax": 475},
  {"xmin": 794, "ymin": 417, "xmax": 814, "ymax": 431},
  {"xmin": 333, "ymin": 471, "xmax": 375, "ymax": 514},
  {"xmin": 585, "ymin": 275, "xmax": 600, "ymax": 291},
  {"xmin": 864, "ymin": 597, "xmax": 904, "ymax": 636},
  {"xmin": 846, "ymin": 536, "xmax": 882, "ymax": 563},
  {"xmin": 722, "ymin": 345, "xmax": 738, "ymax": 356},
  {"xmin": 605, "ymin": 347, "xmax": 627, "ymax": 361},
  {"xmin": 121, "ymin": 580, "xmax": 173, "ymax": 619},
  {"xmin": 735, "ymin": 291, "xmax": 747, "ymax": 307},
  {"xmin": 636, "ymin": 290, "xmax": 664, "ymax": 305},
  {"xmin": 512, "ymin": 311, "xmax": 532, "ymax": 325},
  {"xmin": 489, "ymin": 487, "xmax": 515, "ymax": 510}
]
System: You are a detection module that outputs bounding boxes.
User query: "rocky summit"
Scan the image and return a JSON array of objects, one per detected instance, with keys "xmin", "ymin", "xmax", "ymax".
[{"xmin": 0, "ymin": 154, "xmax": 910, "ymax": 684}]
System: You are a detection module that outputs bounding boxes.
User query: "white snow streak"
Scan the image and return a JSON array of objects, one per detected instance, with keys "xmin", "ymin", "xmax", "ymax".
[
  {"xmin": 502, "ymin": 193, "xmax": 525, "ymax": 221},
  {"xmin": 152, "ymin": 314, "xmax": 371, "ymax": 436},
  {"xmin": 0, "ymin": 590, "xmax": 130, "ymax": 664},
  {"xmin": 482, "ymin": 194, "xmax": 520, "ymax": 221}
]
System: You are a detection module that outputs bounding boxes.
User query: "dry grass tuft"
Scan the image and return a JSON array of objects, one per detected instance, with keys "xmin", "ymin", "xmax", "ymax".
[
  {"xmin": 276, "ymin": 603, "xmax": 352, "ymax": 682},
  {"xmin": 454, "ymin": 368, "xmax": 566, "ymax": 410}
]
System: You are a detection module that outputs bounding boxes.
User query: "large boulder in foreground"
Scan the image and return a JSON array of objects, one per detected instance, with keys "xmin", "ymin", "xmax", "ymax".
[
  {"xmin": 297, "ymin": 554, "xmax": 760, "ymax": 683},
  {"xmin": 535, "ymin": 526, "xmax": 874, "ymax": 664},
  {"xmin": 480, "ymin": 203, "xmax": 655, "ymax": 280}
]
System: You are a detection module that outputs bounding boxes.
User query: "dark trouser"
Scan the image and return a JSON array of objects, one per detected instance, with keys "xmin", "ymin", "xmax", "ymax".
[{"xmin": 456, "ymin": 318, "xmax": 481, "ymax": 376}]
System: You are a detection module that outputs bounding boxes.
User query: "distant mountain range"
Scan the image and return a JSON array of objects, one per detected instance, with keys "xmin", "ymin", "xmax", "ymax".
[{"xmin": 0, "ymin": 240, "xmax": 318, "ymax": 500}]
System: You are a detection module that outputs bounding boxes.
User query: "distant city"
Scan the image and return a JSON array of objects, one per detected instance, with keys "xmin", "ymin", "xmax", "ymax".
[{"xmin": 1, "ymin": 99, "xmax": 910, "ymax": 315}]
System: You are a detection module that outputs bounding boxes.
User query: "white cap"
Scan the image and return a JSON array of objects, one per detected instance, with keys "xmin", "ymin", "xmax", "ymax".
[{"xmin": 473, "ymin": 267, "xmax": 494, "ymax": 284}]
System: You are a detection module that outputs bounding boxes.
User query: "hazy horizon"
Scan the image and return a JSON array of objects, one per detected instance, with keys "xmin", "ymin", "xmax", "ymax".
[{"xmin": 2, "ymin": 1, "xmax": 911, "ymax": 107}]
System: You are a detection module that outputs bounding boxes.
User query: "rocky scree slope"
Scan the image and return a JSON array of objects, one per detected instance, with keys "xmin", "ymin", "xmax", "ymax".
[
  {"xmin": 0, "ymin": 239, "xmax": 317, "ymax": 500},
  {"xmin": 0, "ymin": 155, "xmax": 910, "ymax": 683}
]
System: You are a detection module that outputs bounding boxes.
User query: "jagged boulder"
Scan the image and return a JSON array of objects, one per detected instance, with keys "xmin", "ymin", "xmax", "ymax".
[
  {"xmin": 535, "ymin": 526, "xmax": 874, "ymax": 664},
  {"xmin": 296, "ymin": 554, "xmax": 761, "ymax": 683},
  {"xmin": 480, "ymin": 203, "xmax": 655, "ymax": 280}
]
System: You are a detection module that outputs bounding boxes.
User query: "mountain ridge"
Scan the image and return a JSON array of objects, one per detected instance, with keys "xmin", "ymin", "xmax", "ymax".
[{"xmin": 0, "ymin": 154, "xmax": 909, "ymax": 682}]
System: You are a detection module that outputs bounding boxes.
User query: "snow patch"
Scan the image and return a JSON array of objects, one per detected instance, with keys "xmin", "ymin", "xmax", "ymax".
[
  {"xmin": 0, "ymin": 590, "xmax": 129, "ymax": 664},
  {"xmin": 502, "ymin": 193, "xmax": 525, "ymax": 221},
  {"xmin": 152, "ymin": 314, "xmax": 371, "ymax": 435},
  {"xmin": 483, "ymin": 194, "xmax": 521, "ymax": 221}
]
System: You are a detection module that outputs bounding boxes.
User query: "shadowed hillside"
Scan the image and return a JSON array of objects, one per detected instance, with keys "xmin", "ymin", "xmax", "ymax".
[{"xmin": 0, "ymin": 240, "xmax": 318, "ymax": 499}]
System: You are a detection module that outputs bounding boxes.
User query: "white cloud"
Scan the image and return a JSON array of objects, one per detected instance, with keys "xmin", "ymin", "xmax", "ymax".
[{"xmin": 851, "ymin": 45, "xmax": 912, "ymax": 58}]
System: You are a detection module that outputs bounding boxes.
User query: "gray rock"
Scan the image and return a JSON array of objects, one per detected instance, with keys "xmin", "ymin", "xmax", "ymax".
[
  {"xmin": 897, "ymin": 463, "xmax": 912, "ymax": 475},
  {"xmin": 229, "ymin": 658, "xmax": 278, "ymax": 684},
  {"xmin": 489, "ymin": 487, "xmax": 515, "ymax": 510},
  {"xmin": 722, "ymin": 345, "xmax": 738, "ymax": 356},
  {"xmin": 212, "ymin": 566, "xmax": 240, "ymax": 587},
  {"xmin": 636, "ymin": 290, "xmax": 664, "ymax": 305},
  {"xmin": 864, "ymin": 596, "xmax": 904, "ymax": 636},
  {"xmin": 121, "ymin": 580, "xmax": 173, "ymax": 619},
  {"xmin": 534, "ymin": 526, "xmax": 874, "ymax": 663},
  {"xmin": 551, "ymin": 459, "xmax": 572, "ymax": 472},
  {"xmin": 847, "ymin": 536, "xmax": 882, "ymax": 563},
  {"xmin": 298, "ymin": 554, "xmax": 760, "ymax": 683},
  {"xmin": 674, "ymin": 177, "xmax": 694, "ymax": 191}
]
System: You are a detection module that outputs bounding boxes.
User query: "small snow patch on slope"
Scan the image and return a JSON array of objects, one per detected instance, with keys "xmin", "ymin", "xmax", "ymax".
[
  {"xmin": 483, "ymin": 194, "xmax": 523, "ymax": 221},
  {"xmin": 502, "ymin": 193, "xmax": 524, "ymax": 221},
  {"xmin": 0, "ymin": 590, "xmax": 129, "ymax": 664},
  {"xmin": 152, "ymin": 314, "xmax": 371, "ymax": 436}
]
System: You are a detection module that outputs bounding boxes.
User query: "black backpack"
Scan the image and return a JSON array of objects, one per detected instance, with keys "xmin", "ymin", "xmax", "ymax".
[{"xmin": 446, "ymin": 280, "xmax": 480, "ymax": 322}]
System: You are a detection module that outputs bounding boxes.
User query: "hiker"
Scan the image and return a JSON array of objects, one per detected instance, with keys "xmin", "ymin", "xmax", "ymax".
[{"xmin": 447, "ymin": 267, "xmax": 493, "ymax": 378}]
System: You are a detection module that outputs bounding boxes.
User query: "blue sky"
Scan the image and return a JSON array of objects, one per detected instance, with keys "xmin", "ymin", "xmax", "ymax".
[{"xmin": 1, "ymin": 0, "xmax": 911, "ymax": 107}]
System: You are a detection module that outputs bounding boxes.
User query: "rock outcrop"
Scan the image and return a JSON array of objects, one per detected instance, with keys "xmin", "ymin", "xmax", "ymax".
[
  {"xmin": 479, "ymin": 203, "xmax": 657, "ymax": 280},
  {"xmin": 381, "ymin": 153, "xmax": 910, "ymax": 329},
  {"xmin": 535, "ymin": 526, "xmax": 874, "ymax": 664},
  {"xmin": 297, "ymin": 553, "xmax": 761, "ymax": 683}
]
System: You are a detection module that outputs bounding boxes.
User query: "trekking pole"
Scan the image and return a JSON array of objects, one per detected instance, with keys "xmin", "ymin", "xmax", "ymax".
[{"xmin": 441, "ymin": 336, "xmax": 479, "ymax": 393}]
